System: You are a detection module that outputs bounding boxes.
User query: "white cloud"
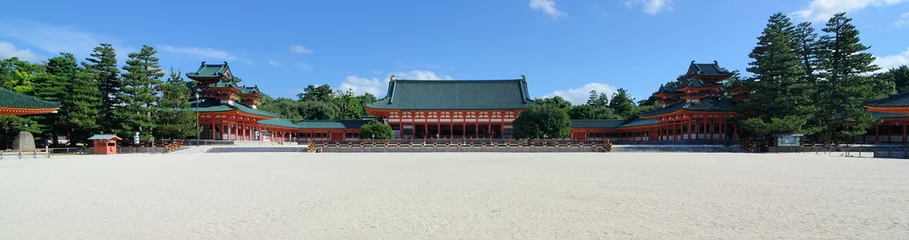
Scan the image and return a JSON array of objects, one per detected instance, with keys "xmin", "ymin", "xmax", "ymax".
[
  {"xmin": 268, "ymin": 60, "xmax": 281, "ymax": 67},
  {"xmin": 0, "ymin": 42, "xmax": 43, "ymax": 61},
  {"xmin": 289, "ymin": 45, "xmax": 313, "ymax": 54},
  {"xmin": 893, "ymin": 12, "xmax": 909, "ymax": 27},
  {"xmin": 544, "ymin": 82, "xmax": 618, "ymax": 105},
  {"xmin": 390, "ymin": 70, "xmax": 454, "ymax": 80},
  {"xmin": 339, "ymin": 76, "xmax": 387, "ymax": 96},
  {"xmin": 624, "ymin": 0, "xmax": 674, "ymax": 14},
  {"xmin": 158, "ymin": 45, "xmax": 238, "ymax": 61},
  {"xmin": 793, "ymin": 0, "xmax": 907, "ymax": 22},
  {"xmin": 875, "ymin": 48, "xmax": 909, "ymax": 72},
  {"xmin": 0, "ymin": 21, "xmax": 125, "ymax": 57},
  {"xmin": 339, "ymin": 70, "xmax": 453, "ymax": 96},
  {"xmin": 298, "ymin": 63, "xmax": 314, "ymax": 72},
  {"xmin": 530, "ymin": 0, "xmax": 566, "ymax": 19}
]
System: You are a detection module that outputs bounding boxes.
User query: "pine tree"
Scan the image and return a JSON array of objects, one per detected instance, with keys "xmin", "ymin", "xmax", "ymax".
[
  {"xmin": 32, "ymin": 53, "xmax": 78, "ymax": 144},
  {"xmin": 62, "ymin": 66, "xmax": 103, "ymax": 144},
  {"xmin": 816, "ymin": 12, "xmax": 884, "ymax": 140},
  {"xmin": 83, "ymin": 43, "xmax": 121, "ymax": 133},
  {"xmin": 154, "ymin": 67, "xmax": 197, "ymax": 140},
  {"xmin": 738, "ymin": 13, "xmax": 819, "ymax": 139},
  {"xmin": 608, "ymin": 88, "xmax": 634, "ymax": 119},
  {"xmin": 116, "ymin": 45, "xmax": 164, "ymax": 141}
]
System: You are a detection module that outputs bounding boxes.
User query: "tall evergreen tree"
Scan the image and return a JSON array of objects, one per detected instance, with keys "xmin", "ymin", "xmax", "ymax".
[
  {"xmin": 116, "ymin": 45, "xmax": 164, "ymax": 141},
  {"xmin": 61, "ymin": 64, "xmax": 103, "ymax": 144},
  {"xmin": 83, "ymin": 43, "xmax": 121, "ymax": 133},
  {"xmin": 154, "ymin": 68, "xmax": 197, "ymax": 139},
  {"xmin": 738, "ymin": 13, "xmax": 820, "ymax": 139},
  {"xmin": 816, "ymin": 12, "xmax": 884, "ymax": 140},
  {"xmin": 880, "ymin": 65, "xmax": 909, "ymax": 92},
  {"xmin": 608, "ymin": 88, "xmax": 634, "ymax": 119},
  {"xmin": 32, "ymin": 53, "xmax": 78, "ymax": 143}
]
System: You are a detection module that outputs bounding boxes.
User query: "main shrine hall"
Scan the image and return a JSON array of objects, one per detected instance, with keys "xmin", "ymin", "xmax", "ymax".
[{"xmin": 187, "ymin": 61, "xmax": 747, "ymax": 143}]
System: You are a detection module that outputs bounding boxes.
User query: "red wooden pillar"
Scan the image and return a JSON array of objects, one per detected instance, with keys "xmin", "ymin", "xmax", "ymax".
[
  {"xmin": 462, "ymin": 114, "xmax": 466, "ymax": 138},
  {"xmin": 903, "ymin": 121, "xmax": 906, "ymax": 143},
  {"xmin": 875, "ymin": 124, "xmax": 880, "ymax": 144},
  {"xmin": 450, "ymin": 113, "xmax": 453, "ymax": 139},
  {"xmin": 211, "ymin": 122, "xmax": 216, "ymax": 140},
  {"xmin": 475, "ymin": 113, "xmax": 479, "ymax": 138}
]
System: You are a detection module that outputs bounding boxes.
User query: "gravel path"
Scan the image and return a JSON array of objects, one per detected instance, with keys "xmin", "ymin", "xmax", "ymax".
[{"xmin": 1, "ymin": 153, "xmax": 908, "ymax": 239}]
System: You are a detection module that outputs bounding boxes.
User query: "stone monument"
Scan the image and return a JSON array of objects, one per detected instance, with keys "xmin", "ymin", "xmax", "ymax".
[{"xmin": 12, "ymin": 131, "xmax": 36, "ymax": 151}]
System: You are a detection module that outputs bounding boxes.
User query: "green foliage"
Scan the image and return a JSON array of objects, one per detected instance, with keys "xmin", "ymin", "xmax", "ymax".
[
  {"xmin": 0, "ymin": 115, "xmax": 43, "ymax": 149},
  {"xmin": 535, "ymin": 96, "xmax": 572, "ymax": 112},
  {"xmin": 814, "ymin": 12, "xmax": 885, "ymax": 140},
  {"xmin": 512, "ymin": 105, "xmax": 571, "ymax": 140},
  {"xmin": 60, "ymin": 66, "xmax": 102, "ymax": 144},
  {"xmin": 154, "ymin": 68, "xmax": 197, "ymax": 139},
  {"xmin": 115, "ymin": 45, "xmax": 164, "ymax": 140},
  {"xmin": 587, "ymin": 90, "xmax": 609, "ymax": 108},
  {"xmin": 300, "ymin": 101, "xmax": 341, "ymax": 120},
  {"xmin": 360, "ymin": 120, "xmax": 394, "ymax": 139},
  {"xmin": 609, "ymin": 88, "xmax": 635, "ymax": 119},
  {"xmin": 32, "ymin": 53, "xmax": 79, "ymax": 143},
  {"xmin": 739, "ymin": 116, "xmax": 816, "ymax": 137},
  {"xmin": 0, "ymin": 57, "xmax": 40, "ymax": 94},
  {"xmin": 880, "ymin": 65, "xmax": 909, "ymax": 92},
  {"xmin": 260, "ymin": 97, "xmax": 306, "ymax": 122},
  {"xmin": 298, "ymin": 84, "xmax": 335, "ymax": 102},
  {"xmin": 83, "ymin": 43, "xmax": 121, "ymax": 133}
]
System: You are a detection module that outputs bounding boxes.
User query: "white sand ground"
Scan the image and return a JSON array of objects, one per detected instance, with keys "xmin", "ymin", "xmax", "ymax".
[{"xmin": 1, "ymin": 152, "xmax": 908, "ymax": 240}]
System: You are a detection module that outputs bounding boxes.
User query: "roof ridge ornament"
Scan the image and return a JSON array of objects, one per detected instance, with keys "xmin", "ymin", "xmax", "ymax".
[
  {"xmin": 390, "ymin": 75, "xmax": 395, "ymax": 82},
  {"xmin": 521, "ymin": 75, "xmax": 526, "ymax": 81}
]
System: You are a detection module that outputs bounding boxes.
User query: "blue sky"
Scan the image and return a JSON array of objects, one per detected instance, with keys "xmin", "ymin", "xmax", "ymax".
[{"xmin": 1, "ymin": 0, "xmax": 908, "ymax": 104}]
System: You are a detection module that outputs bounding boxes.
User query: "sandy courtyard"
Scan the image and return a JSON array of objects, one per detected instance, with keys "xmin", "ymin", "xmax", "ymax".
[{"xmin": 1, "ymin": 152, "xmax": 908, "ymax": 239}]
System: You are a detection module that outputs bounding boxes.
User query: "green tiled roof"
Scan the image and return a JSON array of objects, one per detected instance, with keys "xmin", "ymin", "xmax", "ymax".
[
  {"xmin": 639, "ymin": 97, "xmax": 733, "ymax": 117},
  {"xmin": 296, "ymin": 120, "xmax": 371, "ymax": 129},
  {"xmin": 571, "ymin": 119, "xmax": 625, "ymax": 128},
  {"xmin": 864, "ymin": 92, "xmax": 909, "ymax": 107},
  {"xmin": 620, "ymin": 119, "xmax": 660, "ymax": 128},
  {"xmin": 680, "ymin": 79, "xmax": 716, "ymax": 88},
  {"xmin": 689, "ymin": 61, "xmax": 733, "ymax": 77},
  {"xmin": 258, "ymin": 119, "xmax": 298, "ymax": 128},
  {"xmin": 189, "ymin": 98, "xmax": 280, "ymax": 118},
  {"xmin": 569, "ymin": 119, "xmax": 660, "ymax": 129},
  {"xmin": 88, "ymin": 134, "xmax": 119, "ymax": 140},
  {"xmin": 187, "ymin": 62, "xmax": 230, "ymax": 78},
  {"xmin": 0, "ymin": 88, "xmax": 61, "ymax": 109},
  {"xmin": 366, "ymin": 79, "xmax": 535, "ymax": 110},
  {"xmin": 870, "ymin": 112, "xmax": 909, "ymax": 118},
  {"xmin": 240, "ymin": 85, "xmax": 260, "ymax": 95},
  {"xmin": 656, "ymin": 84, "xmax": 682, "ymax": 95}
]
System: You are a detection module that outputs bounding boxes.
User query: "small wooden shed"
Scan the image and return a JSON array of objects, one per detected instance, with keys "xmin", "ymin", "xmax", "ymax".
[{"xmin": 88, "ymin": 134, "xmax": 121, "ymax": 154}]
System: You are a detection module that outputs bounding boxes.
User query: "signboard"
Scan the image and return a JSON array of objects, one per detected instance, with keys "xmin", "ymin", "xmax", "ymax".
[{"xmin": 774, "ymin": 134, "xmax": 804, "ymax": 147}]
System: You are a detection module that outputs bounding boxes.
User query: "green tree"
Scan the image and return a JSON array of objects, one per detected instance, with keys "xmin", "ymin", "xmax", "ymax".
[
  {"xmin": 512, "ymin": 105, "xmax": 571, "ymax": 139},
  {"xmin": 332, "ymin": 89, "xmax": 365, "ymax": 120},
  {"xmin": 116, "ymin": 45, "xmax": 164, "ymax": 141},
  {"xmin": 816, "ymin": 12, "xmax": 885, "ymax": 140},
  {"xmin": 60, "ymin": 64, "xmax": 102, "ymax": 144},
  {"xmin": 568, "ymin": 104, "xmax": 598, "ymax": 119},
  {"xmin": 298, "ymin": 84, "xmax": 335, "ymax": 102},
  {"xmin": 83, "ymin": 43, "xmax": 121, "ymax": 133},
  {"xmin": 535, "ymin": 96, "xmax": 573, "ymax": 112},
  {"xmin": 154, "ymin": 68, "xmax": 197, "ymax": 139},
  {"xmin": 880, "ymin": 65, "xmax": 909, "ymax": 92},
  {"xmin": 300, "ymin": 101, "xmax": 340, "ymax": 120},
  {"xmin": 738, "ymin": 13, "xmax": 820, "ymax": 140},
  {"xmin": 260, "ymin": 97, "xmax": 305, "ymax": 122},
  {"xmin": 32, "ymin": 53, "xmax": 78, "ymax": 144},
  {"xmin": 0, "ymin": 57, "xmax": 40, "ymax": 94},
  {"xmin": 360, "ymin": 120, "xmax": 393, "ymax": 139},
  {"xmin": 608, "ymin": 88, "xmax": 635, "ymax": 119}
]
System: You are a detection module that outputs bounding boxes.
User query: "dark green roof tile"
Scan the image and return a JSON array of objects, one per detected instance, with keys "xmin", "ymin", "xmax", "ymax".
[
  {"xmin": 366, "ymin": 79, "xmax": 535, "ymax": 110},
  {"xmin": 864, "ymin": 92, "xmax": 909, "ymax": 107},
  {"xmin": 639, "ymin": 97, "xmax": 733, "ymax": 117},
  {"xmin": 571, "ymin": 119, "xmax": 625, "ymax": 128},
  {"xmin": 296, "ymin": 120, "xmax": 371, "ymax": 129},
  {"xmin": 189, "ymin": 98, "xmax": 280, "ymax": 118},
  {"xmin": 689, "ymin": 61, "xmax": 733, "ymax": 77},
  {"xmin": 871, "ymin": 112, "xmax": 909, "ymax": 118},
  {"xmin": 258, "ymin": 119, "xmax": 298, "ymax": 128},
  {"xmin": 0, "ymin": 88, "xmax": 61, "ymax": 109},
  {"xmin": 187, "ymin": 62, "xmax": 230, "ymax": 78},
  {"xmin": 88, "ymin": 134, "xmax": 119, "ymax": 140},
  {"xmin": 620, "ymin": 119, "xmax": 660, "ymax": 128}
]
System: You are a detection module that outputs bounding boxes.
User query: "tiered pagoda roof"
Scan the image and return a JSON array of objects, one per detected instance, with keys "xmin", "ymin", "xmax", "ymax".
[
  {"xmin": 186, "ymin": 61, "xmax": 278, "ymax": 119},
  {"xmin": 641, "ymin": 61, "xmax": 736, "ymax": 119},
  {"xmin": 366, "ymin": 77, "xmax": 536, "ymax": 110}
]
